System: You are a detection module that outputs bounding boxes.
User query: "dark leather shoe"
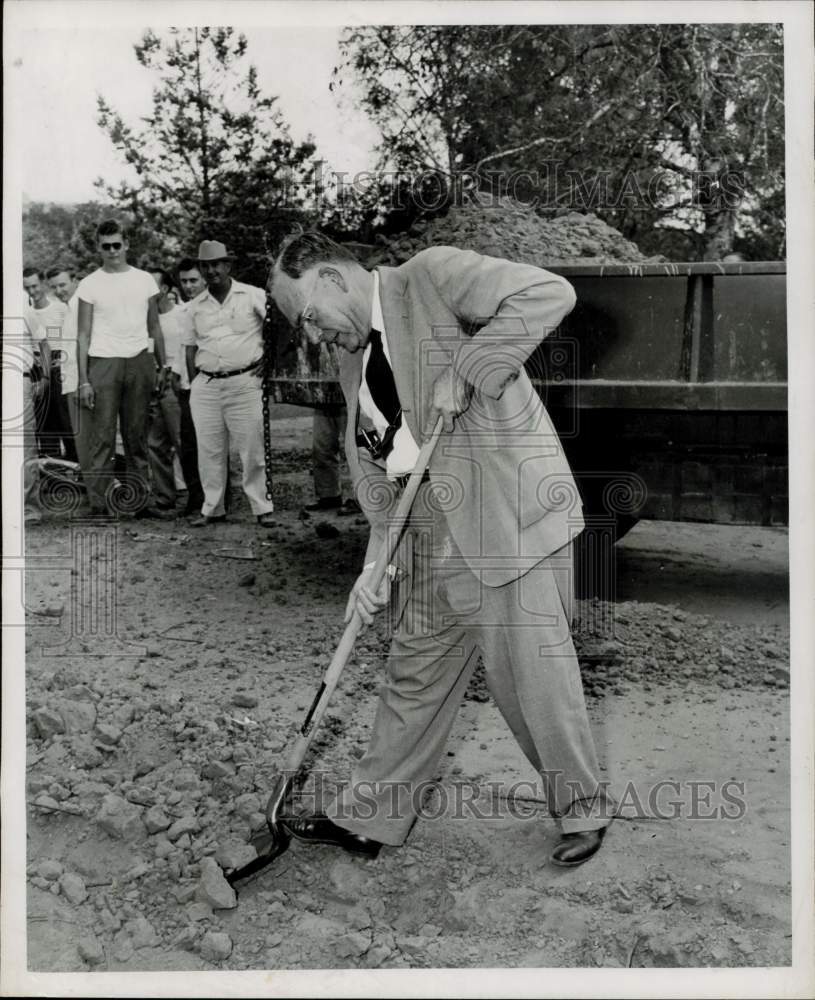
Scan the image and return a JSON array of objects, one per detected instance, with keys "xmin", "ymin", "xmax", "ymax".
[
  {"xmin": 302, "ymin": 496, "xmax": 342, "ymax": 513},
  {"xmin": 336, "ymin": 498, "xmax": 362, "ymax": 517},
  {"xmin": 550, "ymin": 827, "xmax": 607, "ymax": 868},
  {"xmin": 280, "ymin": 813, "xmax": 382, "ymax": 858},
  {"xmin": 189, "ymin": 514, "xmax": 226, "ymax": 527},
  {"xmin": 135, "ymin": 505, "xmax": 176, "ymax": 520}
]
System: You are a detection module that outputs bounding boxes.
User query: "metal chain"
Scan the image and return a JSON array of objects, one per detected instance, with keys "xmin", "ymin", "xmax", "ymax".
[{"xmin": 261, "ymin": 291, "xmax": 275, "ymax": 502}]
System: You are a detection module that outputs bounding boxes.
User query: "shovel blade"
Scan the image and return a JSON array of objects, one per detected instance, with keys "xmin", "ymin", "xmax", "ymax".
[{"xmin": 224, "ymin": 825, "xmax": 291, "ymax": 886}]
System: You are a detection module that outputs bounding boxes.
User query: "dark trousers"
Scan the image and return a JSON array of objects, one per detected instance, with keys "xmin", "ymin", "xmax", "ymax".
[
  {"xmin": 64, "ymin": 390, "xmax": 93, "ymax": 475},
  {"xmin": 147, "ymin": 386, "xmax": 183, "ymax": 507},
  {"xmin": 36, "ymin": 357, "xmax": 78, "ymax": 461},
  {"xmin": 312, "ymin": 405, "xmax": 346, "ymax": 500},
  {"xmin": 177, "ymin": 388, "xmax": 204, "ymax": 513},
  {"xmin": 85, "ymin": 352, "xmax": 155, "ymax": 513}
]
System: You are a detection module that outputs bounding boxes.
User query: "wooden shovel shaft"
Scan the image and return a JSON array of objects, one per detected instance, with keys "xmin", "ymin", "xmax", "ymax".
[{"xmin": 280, "ymin": 417, "xmax": 444, "ymax": 776}]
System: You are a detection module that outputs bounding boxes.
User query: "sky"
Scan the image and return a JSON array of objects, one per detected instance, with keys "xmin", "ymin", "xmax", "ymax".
[{"xmin": 10, "ymin": 15, "xmax": 380, "ymax": 205}]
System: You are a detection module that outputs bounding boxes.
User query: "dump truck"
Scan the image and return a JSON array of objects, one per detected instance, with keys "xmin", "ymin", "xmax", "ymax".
[{"xmin": 266, "ymin": 260, "xmax": 788, "ymax": 545}]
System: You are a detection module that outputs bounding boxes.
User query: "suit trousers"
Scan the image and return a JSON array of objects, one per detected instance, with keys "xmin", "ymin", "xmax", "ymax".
[
  {"xmin": 85, "ymin": 352, "xmax": 155, "ymax": 513},
  {"xmin": 147, "ymin": 385, "xmax": 183, "ymax": 508},
  {"xmin": 334, "ymin": 484, "xmax": 612, "ymax": 845},
  {"xmin": 312, "ymin": 406, "xmax": 346, "ymax": 500},
  {"xmin": 189, "ymin": 370, "xmax": 273, "ymax": 517}
]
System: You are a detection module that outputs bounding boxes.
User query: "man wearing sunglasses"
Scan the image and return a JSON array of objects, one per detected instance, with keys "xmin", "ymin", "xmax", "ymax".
[
  {"xmin": 76, "ymin": 219, "xmax": 169, "ymax": 517},
  {"xmin": 268, "ymin": 232, "xmax": 614, "ymax": 870}
]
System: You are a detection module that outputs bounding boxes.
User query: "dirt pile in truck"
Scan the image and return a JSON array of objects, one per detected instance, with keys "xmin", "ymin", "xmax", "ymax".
[{"xmin": 358, "ymin": 197, "xmax": 661, "ymax": 268}]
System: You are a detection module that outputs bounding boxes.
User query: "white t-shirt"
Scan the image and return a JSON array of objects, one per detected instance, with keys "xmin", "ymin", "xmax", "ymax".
[
  {"xmin": 76, "ymin": 267, "xmax": 160, "ymax": 358},
  {"xmin": 22, "ymin": 305, "xmax": 42, "ymax": 373},
  {"xmin": 31, "ymin": 297, "xmax": 69, "ymax": 350}
]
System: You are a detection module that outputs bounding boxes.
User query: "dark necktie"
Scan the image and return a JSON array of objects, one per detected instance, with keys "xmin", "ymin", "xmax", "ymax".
[{"xmin": 365, "ymin": 328, "xmax": 401, "ymax": 427}]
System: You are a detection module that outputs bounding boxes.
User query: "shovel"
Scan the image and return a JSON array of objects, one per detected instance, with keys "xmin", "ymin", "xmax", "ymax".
[{"xmin": 225, "ymin": 417, "xmax": 444, "ymax": 885}]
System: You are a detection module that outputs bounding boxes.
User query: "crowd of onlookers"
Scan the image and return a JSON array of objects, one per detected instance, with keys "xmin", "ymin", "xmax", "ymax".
[
  {"xmin": 22, "ymin": 219, "xmax": 270, "ymax": 526},
  {"xmin": 21, "ymin": 218, "xmax": 355, "ymax": 527}
]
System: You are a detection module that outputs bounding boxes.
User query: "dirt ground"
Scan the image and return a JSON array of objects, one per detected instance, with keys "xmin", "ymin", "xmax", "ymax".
[{"xmin": 18, "ymin": 408, "xmax": 791, "ymax": 974}]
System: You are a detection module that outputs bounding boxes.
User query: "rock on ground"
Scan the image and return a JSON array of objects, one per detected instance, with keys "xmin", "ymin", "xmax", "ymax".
[
  {"xmin": 196, "ymin": 857, "xmax": 237, "ymax": 910},
  {"xmin": 59, "ymin": 872, "xmax": 88, "ymax": 905},
  {"xmin": 200, "ymin": 930, "xmax": 233, "ymax": 963},
  {"xmin": 214, "ymin": 839, "xmax": 258, "ymax": 872},
  {"xmin": 78, "ymin": 934, "xmax": 105, "ymax": 966},
  {"xmin": 95, "ymin": 794, "xmax": 147, "ymax": 843}
]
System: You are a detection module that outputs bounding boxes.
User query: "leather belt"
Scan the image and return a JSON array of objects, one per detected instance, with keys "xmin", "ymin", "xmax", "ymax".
[
  {"xmin": 198, "ymin": 359, "xmax": 261, "ymax": 381},
  {"xmin": 394, "ymin": 470, "xmax": 430, "ymax": 490}
]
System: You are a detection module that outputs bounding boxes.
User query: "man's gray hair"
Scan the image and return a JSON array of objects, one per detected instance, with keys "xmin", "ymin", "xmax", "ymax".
[{"xmin": 274, "ymin": 230, "xmax": 358, "ymax": 280}]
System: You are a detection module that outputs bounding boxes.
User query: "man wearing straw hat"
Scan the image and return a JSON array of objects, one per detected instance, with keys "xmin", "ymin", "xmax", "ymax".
[
  {"xmin": 269, "ymin": 231, "xmax": 614, "ymax": 869},
  {"xmin": 180, "ymin": 239, "xmax": 275, "ymax": 527}
]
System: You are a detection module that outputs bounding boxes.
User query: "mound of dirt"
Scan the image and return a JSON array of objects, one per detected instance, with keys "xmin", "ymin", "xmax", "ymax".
[{"xmin": 360, "ymin": 198, "xmax": 661, "ymax": 268}]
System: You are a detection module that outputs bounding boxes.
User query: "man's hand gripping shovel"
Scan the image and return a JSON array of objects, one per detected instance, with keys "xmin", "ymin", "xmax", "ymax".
[{"xmin": 224, "ymin": 417, "xmax": 445, "ymax": 887}]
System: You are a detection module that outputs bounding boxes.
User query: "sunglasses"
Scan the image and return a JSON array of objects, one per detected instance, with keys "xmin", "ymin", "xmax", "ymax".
[{"xmin": 100, "ymin": 241, "xmax": 123, "ymax": 251}]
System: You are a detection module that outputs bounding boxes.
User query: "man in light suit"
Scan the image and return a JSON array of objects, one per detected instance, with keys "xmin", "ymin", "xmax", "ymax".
[{"xmin": 270, "ymin": 231, "xmax": 613, "ymax": 867}]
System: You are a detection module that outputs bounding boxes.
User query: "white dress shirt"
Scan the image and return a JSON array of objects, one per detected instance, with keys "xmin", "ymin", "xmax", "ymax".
[{"xmin": 358, "ymin": 271, "xmax": 420, "ymax": 479}]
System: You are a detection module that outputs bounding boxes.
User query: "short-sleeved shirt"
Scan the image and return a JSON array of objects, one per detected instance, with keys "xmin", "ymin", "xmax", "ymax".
[
  {"xmin": 179, "ymin": 279, "xmax": 266, "ymax": 373},
  {"xmin": 159, "ymin": 305, "xmax": 189, "ymax": 390},
  {"xmin": 21, "ymin": 305, "xmax": 43, "ymax": 374},
  {"xmin": 76, "ymin": 266, "xmax": 159, "ymax": 358},
  {"xmin": 31, "ymin": 298, "xmax": 69, "ymax": 352},
  {"xmin": 58, "ymin": 296, "xmax": 80, "ymax": 394}
]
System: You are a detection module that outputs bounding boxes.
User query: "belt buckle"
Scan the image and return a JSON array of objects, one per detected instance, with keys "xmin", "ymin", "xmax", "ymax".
[{"xmin": 356, "ymin": 426, "xmax": 384, "ymax": 460}]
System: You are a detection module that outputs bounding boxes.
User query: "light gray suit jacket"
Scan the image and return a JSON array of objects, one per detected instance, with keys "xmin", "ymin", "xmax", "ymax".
[{"xmin": 339, "ymin": 246, "xmax": 584, "ymax": 588}]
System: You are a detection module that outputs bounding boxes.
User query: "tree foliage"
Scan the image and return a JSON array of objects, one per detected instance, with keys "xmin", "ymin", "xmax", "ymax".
[
  {"xmin": 22, "ymin": 200, "xmax": 165, "ymax": 278},
  {"xmin": 335, "ymin": 24, "xmax": 785, "ymax": 259},
  {"xmin": 96, "ymin": 26, "xmax": 317, "ymax": 284}
]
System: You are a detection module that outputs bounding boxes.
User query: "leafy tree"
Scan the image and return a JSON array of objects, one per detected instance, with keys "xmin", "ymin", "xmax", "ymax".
[
  {"xmin": 22, "ymin": 200, "xmax": 165, "ymax": 279},
  {"xmin": 96, "ymin": 26, "xmax": 317, "ymax": 284},
  {"xmin": 22, "ymin": 202, "xmax": 77, "ymax": 272},
  {"xmin": 335, "ymin": 24, "xmax": 785, "ymax": 259}
]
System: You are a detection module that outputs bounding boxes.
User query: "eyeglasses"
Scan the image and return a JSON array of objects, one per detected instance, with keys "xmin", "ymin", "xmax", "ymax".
[
  {"xmin": 296, "ymin": 273, "xmax": 324, "ymax": 339},
  {"xmin": 100, "ymin": 242, "xmax": 123, "ymax": 251},
  {"xmin": 297, "ymin": 302, "xmax": 323, "ymax": 339}
]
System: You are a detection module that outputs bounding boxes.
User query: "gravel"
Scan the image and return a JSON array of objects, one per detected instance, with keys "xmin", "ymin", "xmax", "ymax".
[{"xmin": 357, "ymin": 197, "xmax": 661, "ymax": 268}]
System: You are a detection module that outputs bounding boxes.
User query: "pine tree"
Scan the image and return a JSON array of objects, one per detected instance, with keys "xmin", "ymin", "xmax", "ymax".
[{"xmin": 96, "ymin": 27, "xmax": 317, "ymax": 283}]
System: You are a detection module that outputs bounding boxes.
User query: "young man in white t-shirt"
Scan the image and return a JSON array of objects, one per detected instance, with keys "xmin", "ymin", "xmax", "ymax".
[
  {"xmin": 76, "ymin": 219, "xmax": 169, "ymax": 517},
  {"xmin": 47, "ymin": 264, "xmax": 91, "ymax": 474},
  {"xmin": 23, "ymin": 267, "xmax": 76, "ymax": 461}
]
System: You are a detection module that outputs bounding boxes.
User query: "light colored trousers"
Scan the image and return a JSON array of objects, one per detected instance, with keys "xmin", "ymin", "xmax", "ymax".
[
  {"xmin": 189, "ymin": 370, "xmax": 273, "ymax": 517},
  {"xmin": 334, "ymin": 485, "xmax": 613, "ymax": 844}
]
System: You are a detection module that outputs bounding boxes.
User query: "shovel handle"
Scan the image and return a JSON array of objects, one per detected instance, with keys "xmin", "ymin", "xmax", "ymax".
[{"xmin": 280, "ymin": 417, "xmax": 445, "ymax": 776}]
